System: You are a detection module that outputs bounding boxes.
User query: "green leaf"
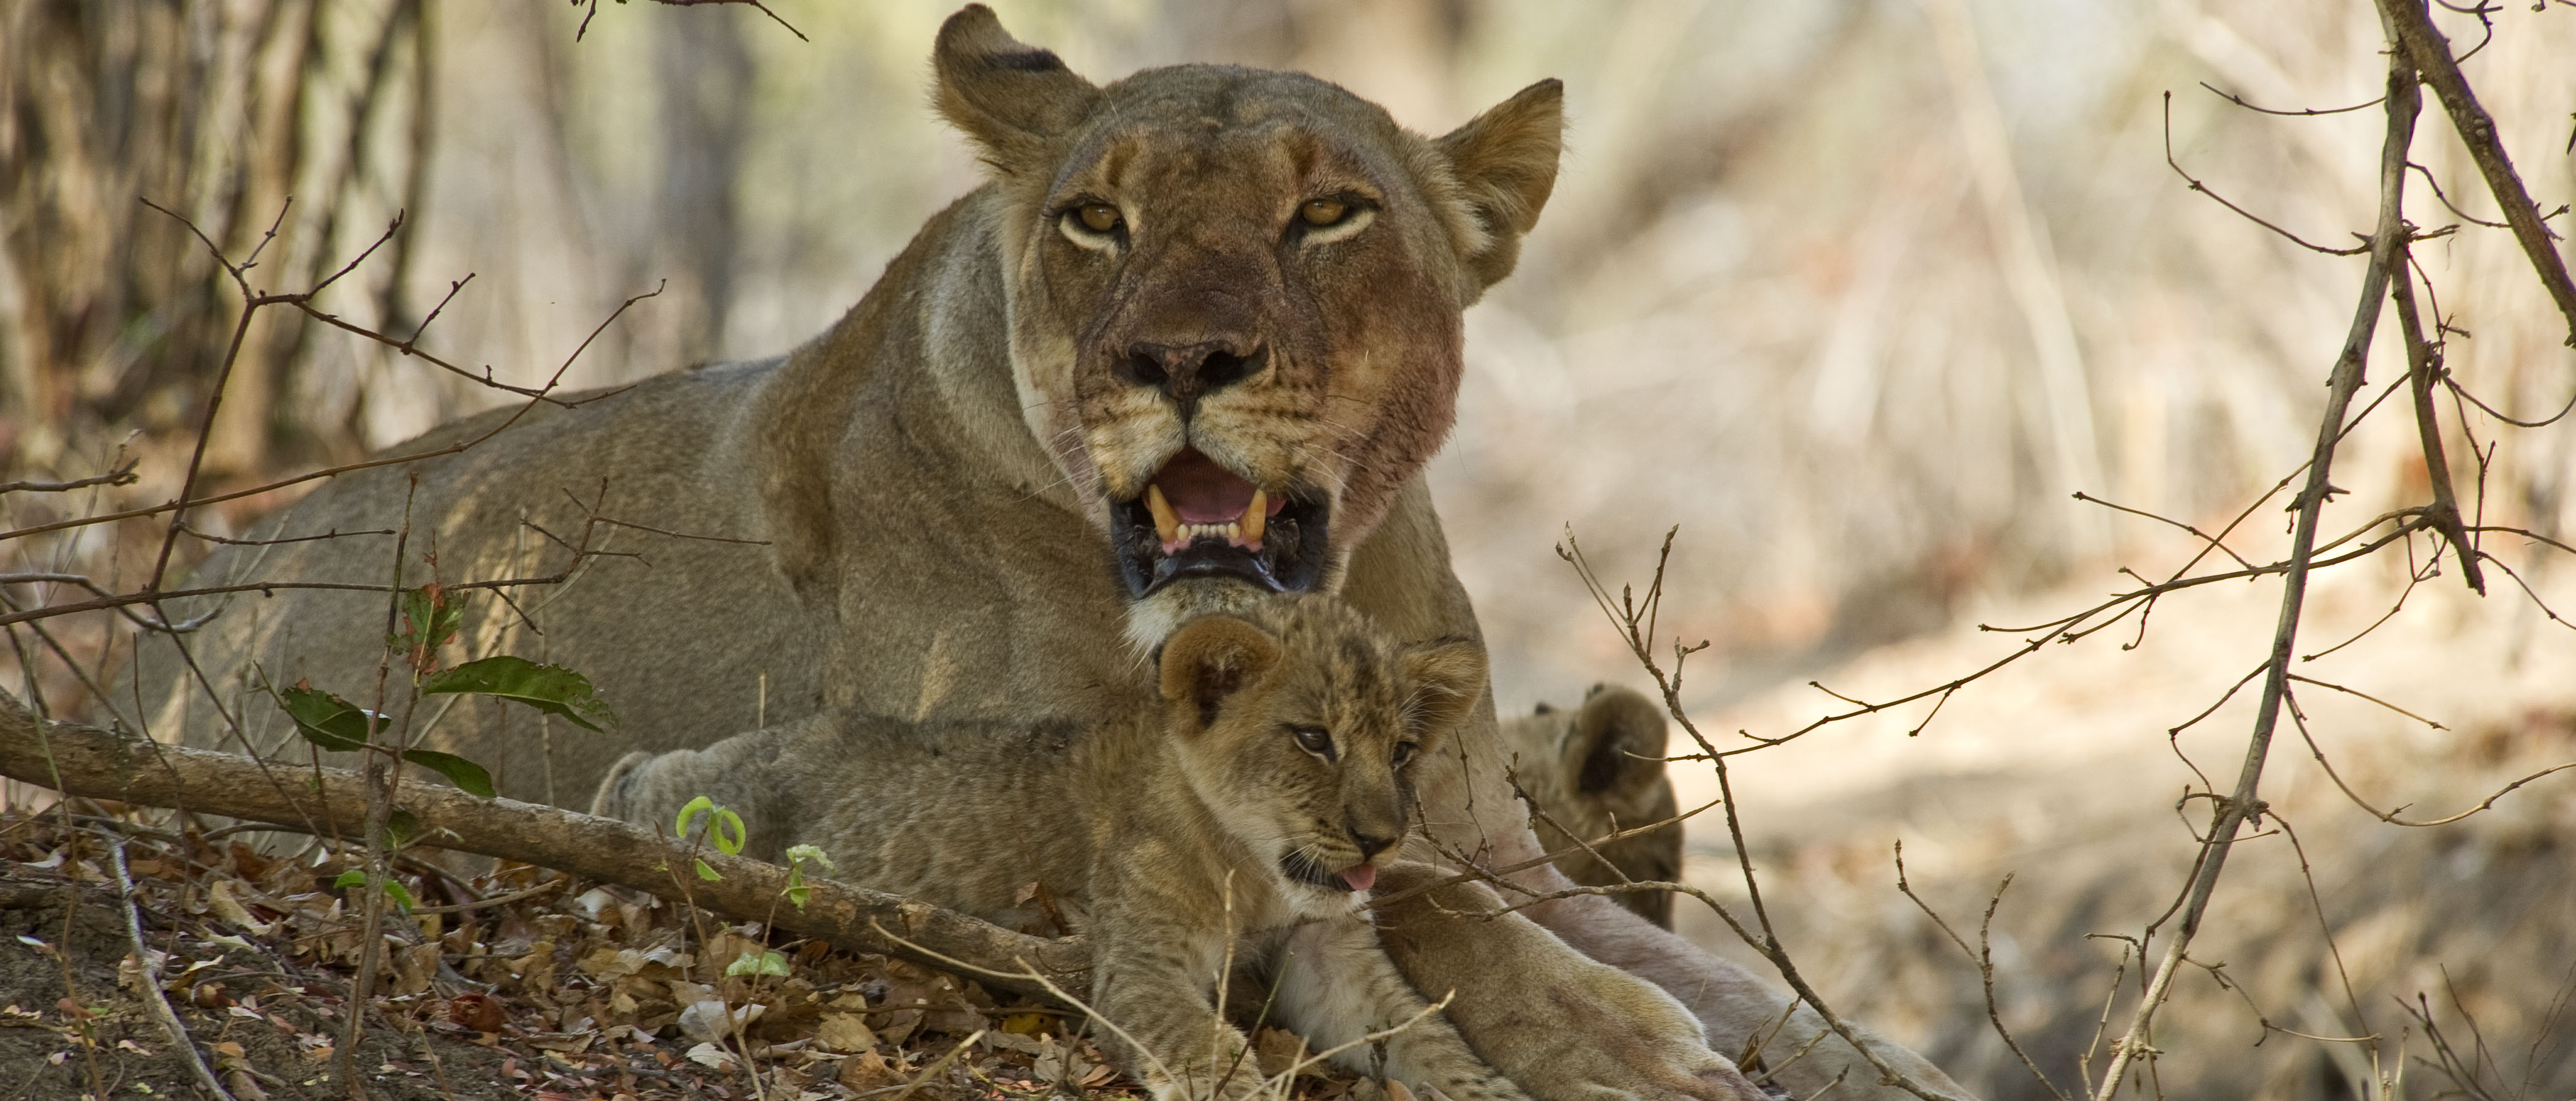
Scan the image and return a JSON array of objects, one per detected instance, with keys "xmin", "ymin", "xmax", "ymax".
[
  {"xmin": 710, "ymin": 808, "xmax": 747, "ymax": 857},
  {"xmin": 693, "ymin": 858, "xmax": 721, "ymax": 882},
  {"xmin": 383, "ymin": 809, "xmax": 423, "ymax": 849},
  {"xmin": 418, "ymin": 656, "xmax": 614, "ymax": 732},
  {"xmin": 276, "ymin": 686, "xmax": 386, "ymax": 752},
  {"xmin": 333, "ymin": 869, "xmax": 415, "ymax": 914},
  {"xmin": 725, "ymin": 950, "xmax": 789, "ymax": 978},
  {"xmin": 674, "ymin": 796, "xmax": 746, "ymax": 855},
  {"xmin": 386, "ymin": 583, "xmax": 464, "ymax": 672},
  {"xmin": 781, "ymin": 846, "xmax": 832, "ymax": 912},
  {"xmin": 677, "ymin": 796, "xmax": 717, "ymax": 839},
  {"xmin": 401, "ymin": 750, "xmax": 495, "ymax": 798}
]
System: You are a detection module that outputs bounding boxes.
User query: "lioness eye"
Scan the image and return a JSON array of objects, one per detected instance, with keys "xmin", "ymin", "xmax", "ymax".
[
  {"xmin": 1300, "ymin": 199, "xmax": 1348, "ymax": 227},
  {"xmin": 1391, "ymin": 742, "xmax": 1417, "ymax": 768},
  {"xmin": 1289, "ymin": 725, "xmax": 1335, "ymax": 761},
  {"xmin": 1075, "ymin": 203, "xmax": 1122, "ymax": 234}
]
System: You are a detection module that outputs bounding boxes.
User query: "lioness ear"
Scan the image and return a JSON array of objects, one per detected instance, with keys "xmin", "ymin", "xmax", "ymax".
[
  {"xmin": 932, "ymin": 5, "xmax": 1102, "ymax": 175},
  {"xmin": 1400, "ymin": 638, "xmax": 1488, "ymax": 745},
  {"xmin": 1565, "ymin": 684, "xmax": 1671, "ymax": 801},
  {"xmin": 1433, "ymin": 78, "xmax": 1564, "ymax": 291},
  {"xmin": 1159, "ymin": 616, "xmax": 1284, "ymax": 732}
]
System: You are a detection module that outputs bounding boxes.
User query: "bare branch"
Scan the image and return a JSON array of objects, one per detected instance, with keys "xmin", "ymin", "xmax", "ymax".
[
  {"xmin": 0, "ymin": 691, "xmax": 1090, "ymax": 1000},
  {"xmin": 2381, "ymin": 0, "xmax": 2576, "ymax": 346},
  {"xmin": 2164, "ymin": 92, "xmax": 2371, "ymax": 256},
  {"xmin": 2091, "ymin": 42, "xmax": 2423, "ymax": 1101},
  {"xmin": 0, "ymin": 460, "xmax": 140, "ymax": 496},
  {"xmin": 1892, "ymin": 844, "xmax": 2068, "ymax": 1101},
  {"xmin": 2198, "ymin": 81, "xmax": 2383, "ymax": 117}
]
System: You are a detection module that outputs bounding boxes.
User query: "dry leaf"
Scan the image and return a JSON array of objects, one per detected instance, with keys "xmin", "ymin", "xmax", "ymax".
[
  {"xmin": 1254, "ymin": 1026, "xmax": 1312, "ymax": 1078},
  {"xmin": 816, "ymin": 1012, "xmax": 877, "ymax": 1053},
  {"xmin": 686, "ymin": 1042, "xmax": 739, "ymax": 1070},
  {"xmin": 447, "ymin": 993, "xmax": 507, "ymax": 1033},
  {"xmin": 871, "ymin": 1007, "xmax": 924, "ymax": 1047},
  {"xmin": 839, "ymin": 1050, "xmax": 903, "ymax": 1092},
  {"xmin": 206, "ymin": 880, "xmax": 268, "ymax": 934},
  {"xmin": 679, "ymin": 999, "xmax": 764, "ymax": 1042}
]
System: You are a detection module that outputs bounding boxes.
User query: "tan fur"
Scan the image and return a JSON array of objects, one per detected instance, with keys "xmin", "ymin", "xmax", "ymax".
[
  {"xmin": 592, "ymin": 599, "xmax": 1520, "ymax": 1101},
  {"xmin": 1500, "ymin": 686, "xmax": 1684, "ymax": 929},
  {"xmin": 140, "ymin": 6, "xmax": 1972, "ymax": 1097}
]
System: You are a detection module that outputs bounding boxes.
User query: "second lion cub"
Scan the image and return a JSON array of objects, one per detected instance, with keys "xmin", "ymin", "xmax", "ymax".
[{"xmin": 593, "ymin": 597, "xmax": 1527, "ymax": 1101}]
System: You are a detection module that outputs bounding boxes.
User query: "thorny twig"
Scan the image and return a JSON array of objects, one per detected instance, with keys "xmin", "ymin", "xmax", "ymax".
[
  {"xmin": 1892, "ymin": 844, "xmax": 2066, "ymax": 1101},
  {"xmin": 2088, "ymin": 33, "xmax": 2422, "ymax": 1101}
]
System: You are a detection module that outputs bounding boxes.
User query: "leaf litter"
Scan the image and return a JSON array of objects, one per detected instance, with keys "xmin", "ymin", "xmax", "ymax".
[{"xmin": 0, "ymin": 808, "xmax": 1388, "ymax": 1100}]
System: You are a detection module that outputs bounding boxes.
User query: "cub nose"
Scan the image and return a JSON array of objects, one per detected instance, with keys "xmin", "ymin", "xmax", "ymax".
[
  {"xmin": 1120, "ymin": 340, "xmax": 1267, "ymax": 417},
  {"xmin": 1348, "ymin": 830, "xmax": 1397, "ymax": 861}
]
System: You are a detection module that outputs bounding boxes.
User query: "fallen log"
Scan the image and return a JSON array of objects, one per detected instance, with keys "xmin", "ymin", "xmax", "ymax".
[{"xmin": 0, "ymin": 689, "xmax": 1087, "ymax": 999}]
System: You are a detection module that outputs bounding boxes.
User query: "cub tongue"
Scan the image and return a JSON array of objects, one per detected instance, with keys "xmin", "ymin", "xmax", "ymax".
[
  {"xmin": 1337, "ymin": 865, "xmax": 1377, "ymax": 893},
  {"xmin": 1153, "ymin": 449, "xmax": 1273, "ymax": 524}
]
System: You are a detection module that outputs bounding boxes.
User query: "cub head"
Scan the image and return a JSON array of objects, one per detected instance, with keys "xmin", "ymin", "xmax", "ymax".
[
  {"xmin": 1502, "ymin": 684, "xmax": 1684, "ymax": 928},
  {"xmin": 1154, "ymin": 597, "xmax": 1485, "ymax": 910},
  {"xmin": 932, "ymin": 6, "xmax": 1564, "ymax": 636}
]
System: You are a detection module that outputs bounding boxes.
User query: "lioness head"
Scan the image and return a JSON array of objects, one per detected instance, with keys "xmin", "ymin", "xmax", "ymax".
[
  {"xmin": 1156, "ymin": 598, "xmax": 1485, "ymax": 910},
  {"xmin": 932, "ymin": 6, "xmax": 1562, "ymax": 633}
]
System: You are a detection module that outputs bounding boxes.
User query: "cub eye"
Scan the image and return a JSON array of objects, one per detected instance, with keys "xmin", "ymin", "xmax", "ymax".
[
  {"xmin": 1390, "ymin": 742, "xmax": 1418, "ymax": 768},
  {"xmin": 1288, "ymin": 725, "xmax": 1335, "ymax": 761},
  {"xmin": 1074, "ymin": 203, "xmax": 1122, "ymax": 234},
  {"xmin": 1300, "ymin": 199, "xmax": 1349, "ymax": 227}
]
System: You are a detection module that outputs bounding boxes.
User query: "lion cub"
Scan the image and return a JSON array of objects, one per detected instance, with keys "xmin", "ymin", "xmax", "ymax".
[{"xmin": 593, "ymin": 597, "xmax": 1528, "ymax": 1101}]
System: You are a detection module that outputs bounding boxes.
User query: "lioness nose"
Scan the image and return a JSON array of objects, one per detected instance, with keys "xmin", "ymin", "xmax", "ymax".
[{"xmin": 1121, "ymin": 340, "xmax": 1266, "ymax": 417}]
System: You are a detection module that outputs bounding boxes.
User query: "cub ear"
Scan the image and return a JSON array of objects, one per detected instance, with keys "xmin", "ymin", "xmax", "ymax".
[
  {"xmin": 932, "ymin": 4, "xmax": 1102, "ymax": 176},
  {"xmin": 1400, "ymin": 638, "xmax": 1489, "ymax": 745},
  {"xmin": 1566, "ymin": 684, "xmax": 1671, "ymax": 800},
  {"xmin": 1159, "ymin": 615, "xmax": 1284, "ymax": 732},
  {"xmin": 1433, "ymin": 78, "xmax": 1564, "ymax": 291}
]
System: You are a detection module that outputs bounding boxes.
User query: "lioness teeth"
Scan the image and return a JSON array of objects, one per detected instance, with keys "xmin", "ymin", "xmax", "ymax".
[
  {"xmin": 1146, "ymin": 484, "xmax": 1181, "ymax": 547},
  {"xmin": 1243, "ymin": 488, "xmax": 1267, "ymax": 545}
]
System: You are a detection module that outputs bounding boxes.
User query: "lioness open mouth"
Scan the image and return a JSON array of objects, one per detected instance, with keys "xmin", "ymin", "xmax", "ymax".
[{"xmin": 1111, "ymin": 448, "xmax": 1329, "ymax": 599}]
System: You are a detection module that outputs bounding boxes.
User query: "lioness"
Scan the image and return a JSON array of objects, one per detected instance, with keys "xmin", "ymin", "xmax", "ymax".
[
  {"xmin": 144, "ymin": 7, "xmax": 1970, "ymax": 1098},
  {"xmin": 594, "ymin": 599, "xmax": 1535, "ymax": 1101}
]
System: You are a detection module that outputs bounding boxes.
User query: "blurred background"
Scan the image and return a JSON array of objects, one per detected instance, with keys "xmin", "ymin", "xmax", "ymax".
[{"xmin": 6, "ymin": 1, "xmax": 2575, "ymax": 1096}]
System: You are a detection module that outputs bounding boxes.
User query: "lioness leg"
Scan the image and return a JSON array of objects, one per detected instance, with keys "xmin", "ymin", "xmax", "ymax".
[
  {"xmin": 1271, "ymin": 914, "xmax": 1530, "ymax": 1101},
  {"xmin": 1370, "ymin": 865, "xmax": 1771, "ymax": 1101}
]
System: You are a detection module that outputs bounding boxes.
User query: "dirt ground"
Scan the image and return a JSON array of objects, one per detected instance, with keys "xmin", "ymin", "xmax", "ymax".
[{"xmin": 1661, "ymin": 559, "xmax": 2576, "ymax": 1099}]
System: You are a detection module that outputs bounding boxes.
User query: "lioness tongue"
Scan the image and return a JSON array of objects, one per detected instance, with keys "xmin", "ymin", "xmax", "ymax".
[
  {"xmin": 1147, "ymin": 448, "xmax": 1284, "ymax": 551},
  {"xmin": 1338, "ymin": 865, "xmax": 1376, "ymax": 893},
  {"xmin": 1153, "ymin": 449, "xmax": 1260, "ymax": 522}
]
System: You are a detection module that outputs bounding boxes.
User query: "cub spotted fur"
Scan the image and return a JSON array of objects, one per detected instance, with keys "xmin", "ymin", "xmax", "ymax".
[
  {"xmin": 1499, "ymin": 686, "xmax": 1684, "ymax": 928},
  {"xmin": 593, "ymin": 598, "xmax": 1524, "ymax": 1101}
]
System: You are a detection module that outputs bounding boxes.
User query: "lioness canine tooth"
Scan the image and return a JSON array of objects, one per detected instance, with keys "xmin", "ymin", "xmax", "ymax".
[
  {"xmin": 1147, "ymin": 484, "xmax": 1181, "ymax": 545},
  {"xmin": 1243, "ymin": 488, "xmax": 1267, "ymax": 545}
]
